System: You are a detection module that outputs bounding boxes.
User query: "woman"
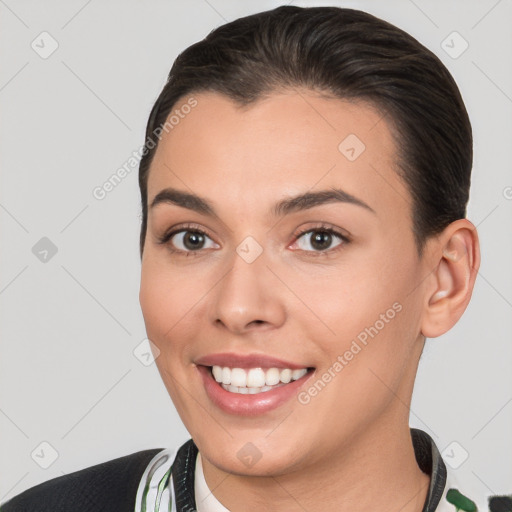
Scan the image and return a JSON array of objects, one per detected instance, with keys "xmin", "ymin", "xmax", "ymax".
[{"xmin": 3, "ymin": 5, "xmax": 507, "ymax": 512}]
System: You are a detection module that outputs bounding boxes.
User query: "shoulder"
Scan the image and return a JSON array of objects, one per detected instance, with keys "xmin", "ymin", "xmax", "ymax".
[{"xmin": 0, "ymin": 448, "xmax": 165, "ymax": 512}]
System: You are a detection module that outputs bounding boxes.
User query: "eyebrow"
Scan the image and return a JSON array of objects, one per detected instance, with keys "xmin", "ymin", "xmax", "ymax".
[{"xmin": 149, "ymin": 187, "xmax": 376, "ymax": 217}]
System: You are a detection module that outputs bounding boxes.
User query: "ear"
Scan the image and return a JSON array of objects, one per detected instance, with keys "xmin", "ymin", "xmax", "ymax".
[{"xmin": 420, "ymin": 219, "xmax": 480, "ymax": 338}]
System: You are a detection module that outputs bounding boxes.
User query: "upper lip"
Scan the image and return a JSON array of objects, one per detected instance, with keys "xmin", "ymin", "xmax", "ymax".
[{"xmin": 195, "ymin": 352, "xmax": 311, "ymax": 370}]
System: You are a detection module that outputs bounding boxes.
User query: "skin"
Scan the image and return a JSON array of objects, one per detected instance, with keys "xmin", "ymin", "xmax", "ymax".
[{"xmin": 139, "ymin": 89, "xmax": 480, "ymax": 512}]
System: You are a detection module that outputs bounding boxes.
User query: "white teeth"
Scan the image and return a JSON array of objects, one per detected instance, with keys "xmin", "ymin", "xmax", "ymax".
[
  {"xmin": 247, "ymin": 368, "xmax": 266, "ymax": 387},
  {"xmin": 221, "ymin": 383, "xmax": 282, "ymax": 394},
  {"xmin": 212, "ymin": 366, "xmax": 223, "ymax": 383},
  {"xmin": 221, "ymin": 367, "xmax": 231, "ymax": 385},
  {"xmin": 292, "ymin": 368, "xmax": 307, "ymax": 380},
  {"xmin": 280, "ymin": 369, "xmax": 292, "ymax": 384},
  {"xmin": 230, "ymin": 368, "xmax": 247, "ymax": 387},
  {"xmin": 211, "ymin": 365, "xmax": 309, "ymax": 394},
  {"xmin": 265, "ymin": 368, "xmax": 280, "ymax": 386}
]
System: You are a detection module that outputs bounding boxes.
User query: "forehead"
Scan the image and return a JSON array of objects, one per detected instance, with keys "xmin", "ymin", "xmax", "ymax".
[{"xmin": 147, "ymin": 90, "xmax": 410, "ymax": 223}]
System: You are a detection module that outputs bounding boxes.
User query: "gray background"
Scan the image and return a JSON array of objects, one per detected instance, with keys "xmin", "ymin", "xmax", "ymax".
[{"xmin": 1, "ymin": 0, "xmax": 511, "ymax": 503}]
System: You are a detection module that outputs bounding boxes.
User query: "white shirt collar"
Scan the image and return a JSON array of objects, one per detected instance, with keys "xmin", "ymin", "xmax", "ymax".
[{"xmin": 194, "ymin": 451, "xmax": 231, "ymax": 512}]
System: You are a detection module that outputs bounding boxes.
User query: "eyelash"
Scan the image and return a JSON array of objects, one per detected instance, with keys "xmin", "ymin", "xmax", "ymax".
[{"xmin": 157, "ymin": 222, "xmax": 350, "ymax": 258}]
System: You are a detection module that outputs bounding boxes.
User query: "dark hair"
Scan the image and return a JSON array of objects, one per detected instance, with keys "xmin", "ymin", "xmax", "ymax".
[{"xmin": 138, "ymin": 5, "xmax": 472, "ymax": 258}]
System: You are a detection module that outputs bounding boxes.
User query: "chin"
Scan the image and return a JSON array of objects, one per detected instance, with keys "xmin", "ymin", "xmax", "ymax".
[
  {"xmin": 203, "ymin": 446, "xmax": 304, "ymax": 478},
  {"xmin": 194, "ymin": 430, "xmax": 311, "ymax": 477}
]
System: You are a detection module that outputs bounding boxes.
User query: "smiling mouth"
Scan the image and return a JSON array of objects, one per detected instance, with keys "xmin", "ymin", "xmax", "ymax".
[{"xmin": 208, "ymin": 365, "xmax": 315, "ymax": 394}]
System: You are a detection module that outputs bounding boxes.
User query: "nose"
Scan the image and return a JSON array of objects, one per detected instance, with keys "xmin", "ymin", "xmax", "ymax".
[{"xmin": 210, "ymin": 245, "xmax": 286, "ymax": 335}]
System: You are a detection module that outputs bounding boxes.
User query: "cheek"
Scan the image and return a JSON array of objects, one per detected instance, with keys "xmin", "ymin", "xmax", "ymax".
[
  {"xmin": 139, "ymin": 263, "xmax": 191, "ymax": 398},
  {"xmin": 140, "ymin": 256, "xmax": 197, "ymax": 327},
  {"xmin": 293, "ymin": 260, "xmax": 404, "ymax": 340},
  {"xmin": 139, "ymin": 254, "xmax": 218, "ymax": 369},
  {"xmin": 296, "ymin": 247, "xmax": 421, "ymax": 376},
  {"xmin": 139, "ymin": 259, "xmax": 185, "ymax": 350}
]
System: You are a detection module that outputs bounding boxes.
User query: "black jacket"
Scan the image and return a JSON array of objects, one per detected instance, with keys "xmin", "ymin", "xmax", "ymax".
[{"xmin": 0, "ymin": 448, "xmax": 163, "ymax": 512}]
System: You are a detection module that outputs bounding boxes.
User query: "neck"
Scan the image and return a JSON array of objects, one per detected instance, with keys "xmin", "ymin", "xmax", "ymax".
[{"xmin": 200, "ymin": 412, "xmax": 430, "ymax": 512}]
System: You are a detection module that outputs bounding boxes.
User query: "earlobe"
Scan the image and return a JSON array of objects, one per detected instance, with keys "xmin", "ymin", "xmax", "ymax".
[{"xmin": 421, "ymin": 220, "xmax": 480, "ymax": 338}]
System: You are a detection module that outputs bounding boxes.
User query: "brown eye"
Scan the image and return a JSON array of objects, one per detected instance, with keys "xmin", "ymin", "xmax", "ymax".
[
  {"xmin": 294, "ymin": 228, "xmax": 347, "ymax": 253},
  {"xmin": 162, "ymin": 229, "xmax": 220, "ymax": 254},
  {"xmin": 180, "ymin": 231, "xmax": 206, "ymax": 250}
]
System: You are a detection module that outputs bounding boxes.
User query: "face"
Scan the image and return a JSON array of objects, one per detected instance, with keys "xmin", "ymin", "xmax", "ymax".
[{"xmin": 139, "ymin": 90, "xmax": 431, "ymax": 476}]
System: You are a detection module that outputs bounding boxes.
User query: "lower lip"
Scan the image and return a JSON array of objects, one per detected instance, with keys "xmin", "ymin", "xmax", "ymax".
[{"xmin": 197, "ymin": 365, "xmax": 313, "ymax": 416}]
